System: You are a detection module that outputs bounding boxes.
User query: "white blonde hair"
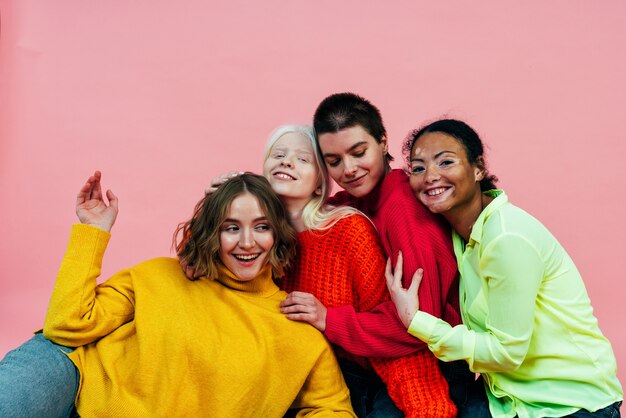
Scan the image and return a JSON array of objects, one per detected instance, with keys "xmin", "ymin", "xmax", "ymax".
[{"xmin": 264, "ymin": 124, "xmax": 362, "ymax": 231}]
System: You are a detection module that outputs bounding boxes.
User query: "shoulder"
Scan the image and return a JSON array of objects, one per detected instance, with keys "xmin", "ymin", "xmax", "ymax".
[
  {"xmin": 380, "ymin": 170, "xmax": 431, "ymax": 214},
  {"xmin": 130, "ymin": 257, "xmax": 183, "ymax": 276},
  {"xmin": 329, "ymin": 214, "xmax": 381, "ymax": 249},
  {"xmin": 480, "ymin": 201, "xmax": 561, "ymax": 264},
  {"xmin": 328, "ymin": 190, "xmax": 355, "ymax": 206},
  {"xmin": 379, "ymin": 173, "xmax": 449, "ymax": 233},
  {"xmin": 483, "ymin": 201, "xmax": 550, "ymax": 243}
]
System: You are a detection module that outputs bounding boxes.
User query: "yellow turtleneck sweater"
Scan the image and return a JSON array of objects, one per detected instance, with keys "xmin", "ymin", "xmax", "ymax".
[{"xmin": 43, "ymin": 224, "xmax": 354, "ymax": 418}]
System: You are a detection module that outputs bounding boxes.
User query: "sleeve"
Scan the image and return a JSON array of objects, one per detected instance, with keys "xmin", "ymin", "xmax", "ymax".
[
  {"xmin": 290, "ymin": 344, "xmax": 356, "ymax": 417},
  {"xmin": 408, "ymin": 233, "xmax": 544, "ymax": 373},
  {"xmin": 386, "ymin": 202, "xmax": 452, "ymax": 325},
  {"xmin": 43, "ymin": 224, "xmax": 135, "ymax": 347},
  {"xmin": 369, "ymin": 351, "xmax": 456, "ymax": 418},
  {"xmin": 324, "ymin": 217, "xmax": 426, "ymax": 357}
]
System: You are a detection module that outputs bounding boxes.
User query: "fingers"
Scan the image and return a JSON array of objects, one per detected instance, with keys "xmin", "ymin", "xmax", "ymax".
[
  {"xmin": 409, "ymin": 268, "xmax": 423, "ymax": 294},
  {"xmin": 205, "ymin": 171, "xmax": 244, "ymax": 195},
  {"xmin": 77, "ymin": 173, "xmax": 97, "ymax": 205},
  {"xmin": 279, "ymin": 291, "xmax": 314, "ymax": 309},
  {"xmin": 106, "ymin": 189, "xmax": 118, "ymax": 211},
  {"xmin": 394, "ymin": 251, "xmax": 404, "ymax": 287},
  {"xmin": 385, "ymin": 258, "xmax": 393, "ymax": 289},
  {"xmin": 91, "ymin": 171, "xmax": 103, "ymax": 201}
]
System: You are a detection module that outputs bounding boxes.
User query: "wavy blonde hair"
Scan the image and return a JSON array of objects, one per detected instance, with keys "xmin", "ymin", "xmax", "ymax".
[{"xmin": 264, "ymin": 125, "xmax": 363, "ymax": 231}]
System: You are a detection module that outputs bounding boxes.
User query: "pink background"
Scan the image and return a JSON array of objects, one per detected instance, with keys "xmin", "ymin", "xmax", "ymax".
[{"xmin": 2, "ymin": 0, "xmax": 625, "ymax": 402}]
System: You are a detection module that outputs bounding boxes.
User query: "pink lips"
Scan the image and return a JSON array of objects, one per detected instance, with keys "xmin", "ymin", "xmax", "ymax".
[{"xmin": 343, "ymin": 173, "xmax": 367, "ymax": 188}]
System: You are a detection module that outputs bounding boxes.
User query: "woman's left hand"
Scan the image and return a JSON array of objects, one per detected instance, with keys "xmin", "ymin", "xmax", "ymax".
[
  {"xmin": 385, "ymin": 251, "xmax": 423, "ymax": 329},
  {"xmin": 280, "ymin": 291, "xmax": 327, "ymax": 332}
]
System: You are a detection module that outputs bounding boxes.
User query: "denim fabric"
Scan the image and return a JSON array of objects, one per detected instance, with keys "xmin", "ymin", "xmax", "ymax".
[
  {"xmin": 0, "ymin": 333, "xmax": 79, "ymax": 418},
  {"xmin": 563, "ymin": 401, "xmax": 622, "ymax": 418},
  {"xmin": 338, "ymin": 359, "xmax": 404, "ymax": 418},
  {"xmin": 439, "ymin": 360, "xmax": 491, "ymax": 418}
]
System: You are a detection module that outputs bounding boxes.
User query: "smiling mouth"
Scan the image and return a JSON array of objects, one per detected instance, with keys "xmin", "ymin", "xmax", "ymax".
[
  {"xmin": 425, "ymin": 187, "xmax": 448, "ymax": 196},
  {"xmin": 273, "ymin": 172, "xmax": 296, "ymax": 180},
  {"xmin": 344, "ymin": 174, "xmax": 366, "ymax": 185},
  {"xmin": 234, "ymin": 254, "xmax": 261, "ymax": 261}
]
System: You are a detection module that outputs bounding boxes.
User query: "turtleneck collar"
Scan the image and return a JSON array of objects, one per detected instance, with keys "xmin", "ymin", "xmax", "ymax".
[
  {"xmin": 214, "ymin": 262, "xmax": 279, "ymax": 298},
  {"xmin": 357, "ymin": 169, "xmax": 405, "ymax": 216}
]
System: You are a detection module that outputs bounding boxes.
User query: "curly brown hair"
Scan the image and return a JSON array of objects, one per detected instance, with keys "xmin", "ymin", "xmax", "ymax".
[{"xmin": 174, "ymin": 173, "xmax": 297, "ymax": 280}]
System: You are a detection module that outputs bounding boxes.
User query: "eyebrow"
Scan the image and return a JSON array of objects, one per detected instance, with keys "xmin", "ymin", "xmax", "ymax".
[
  {"xmin": 323, "ymin": 141, "xmax": 368, "ymax": 158},
  {"xmin": 272, "ymin": 147, "xmax": 313, "ymax": 155},
  {"xmin": 223, "ymin": 216, "xmax": 269, "ymax": 223},
  {"xmin": 411, "ymin": 150, "xmax": 457, "ymax": 162}
]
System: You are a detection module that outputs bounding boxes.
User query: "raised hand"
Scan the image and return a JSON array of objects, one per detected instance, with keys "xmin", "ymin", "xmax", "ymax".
[
  {"xmin": 280, "ymin": 291, "xmax": 328, "ymax": 331},
  {"xmin": 204, "ymin": 171, "xmax": 245, "ymax": 196},
  {"xmin": 76, "ymin": 171, "xmax": 119, "ymax": 232},
  {"xmin": 385, "ymin": 251, "xmax": 423, "ymax": 329}
]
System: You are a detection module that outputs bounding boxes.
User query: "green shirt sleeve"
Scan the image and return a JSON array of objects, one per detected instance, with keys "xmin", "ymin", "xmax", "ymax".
[{"xmin": 409, "ymin": 232, "xmax": 543, "ymax": 373}]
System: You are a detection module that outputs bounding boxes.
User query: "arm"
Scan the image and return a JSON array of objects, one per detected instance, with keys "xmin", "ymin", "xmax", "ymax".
[
  {"xmin": 290, "ymin": 344, "xmax": 356, "ymax": 417},
  {"xmin": 323, "ymin": 218, "xmax": 428, "ymax": 357},
  {"xmin": 324, "ymin": 198, "xmax": 456, "ymax": 357},
  {"xmin": 43, "ymin": 172, "xmax": 135, "ymax": 346},
  {"xmin": 279, "ymin": 215, "xmax": 426, "ymax": 356},
  {"xmin": 389, "ymin": 234, "xmax": 543, "ymax": 373}
]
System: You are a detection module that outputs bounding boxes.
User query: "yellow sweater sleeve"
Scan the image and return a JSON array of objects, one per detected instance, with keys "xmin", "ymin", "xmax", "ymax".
[
  {"xmin": 291, "ymin": 343, "xmax": 356, "ymax": 417},
  {"xmin": 43, "ymin": 224, "xmax": 135, "ymax": 347}
]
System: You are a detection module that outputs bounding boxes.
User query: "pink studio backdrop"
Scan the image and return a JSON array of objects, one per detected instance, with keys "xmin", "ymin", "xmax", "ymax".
[{"xmin": 1, "ymin": 0, "xmax": 625, "ymax": 401}]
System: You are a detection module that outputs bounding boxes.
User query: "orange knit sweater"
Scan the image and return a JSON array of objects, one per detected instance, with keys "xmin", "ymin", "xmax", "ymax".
[{"xmin": 281, "ymin": 214, "xmax": 456, "ymax": 418}]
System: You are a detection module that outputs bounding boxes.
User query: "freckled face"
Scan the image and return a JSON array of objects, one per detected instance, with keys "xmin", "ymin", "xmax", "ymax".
[
  {"xmin": 409, "ymin": 132, "xmax": 483, "ymax": 215},
  {"xmin": 318, "ymin": 125, "xmax": 388, "ymax": 198},
  {"xmin": 219, "ymin": 193, "xmax": 274, "ymax": 281}
]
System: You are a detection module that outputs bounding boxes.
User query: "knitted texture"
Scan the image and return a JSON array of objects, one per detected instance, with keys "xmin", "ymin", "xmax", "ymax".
[
  {"xmin": 325, "ymin": 169, "xmax": 461, "ymax": 357},
  {"xmin": 282, "ymin": 215, "xmax": 455, "ymax": 417},
  {"xmin": 371, "ymin": 354, "xmax": 455, "ymax": 418},
  {"xmin": 44, "ymin": 224, "xmax": 355, "ymax": 417}
]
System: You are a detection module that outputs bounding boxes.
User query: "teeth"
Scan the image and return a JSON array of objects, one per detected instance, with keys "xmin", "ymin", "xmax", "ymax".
[
  {"xmin": 275, "ymin": 173, "xmax": 295, "ymax": 180},
  {"xmin": 234, "ymin": 254, "xmax": 259, "ymax": 261},
  {"xmin": 427, "ymin": 188, "xmax": 447, "ymax": 196}
]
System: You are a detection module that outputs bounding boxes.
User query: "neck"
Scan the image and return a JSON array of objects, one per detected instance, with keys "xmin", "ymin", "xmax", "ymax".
[
  {"xmin": 445, "ymin": 191, "xmax": 493, "ymax": 242},
  {"xmin": 280, "ymin": 197, "xmax": 309, "ymax": 232},
  {"xmin": 216, "ymin": 263, "xmax": 278, "ymax": 296}
]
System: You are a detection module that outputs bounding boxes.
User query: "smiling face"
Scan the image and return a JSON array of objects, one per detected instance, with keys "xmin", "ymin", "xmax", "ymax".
[
  {"xmin": 262, "ymin": 132, "xmax": 321, "ymax": 205},
  {"xmin": 218, "ymin": 192, "xmax": 275, "ymax": 281},
  {"xmin": 409, "ymin": 131, "xmax": 484, "ymax": 216},
  {"xmin": 318, "ymin": 125, "xmax": 388, "ymax": 198}
]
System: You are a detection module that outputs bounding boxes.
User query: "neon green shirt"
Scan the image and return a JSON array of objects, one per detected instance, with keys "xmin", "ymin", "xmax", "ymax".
[{"xmin": 408, "ymin": 190, "xmax": 622, "ymax": 418}]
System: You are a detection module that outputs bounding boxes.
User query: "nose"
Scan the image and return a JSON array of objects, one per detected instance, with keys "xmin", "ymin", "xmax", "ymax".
[
  {"xmin": 239, "ymin": 228, "xmax": 256, "ymax": 249},
  {"xmin": 343, "ymin": 158, "xmax": 357, "ymax": 177},
  {"xmin": 424, "ymin": 165, "xmax": 440, "ymax": 183},
  {"xmin": 280, "ymin": 156, "xmax": 294, "ymax": 168}
]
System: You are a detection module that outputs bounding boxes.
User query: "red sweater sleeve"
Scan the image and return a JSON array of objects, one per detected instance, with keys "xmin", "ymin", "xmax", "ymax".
[
  {"xmin": 324, "ymin": 214, "xmax": 428, "ymax": 357},
  {"xmin": 383, "ymin": 193, "xmax": 455, "ymax": 323}
]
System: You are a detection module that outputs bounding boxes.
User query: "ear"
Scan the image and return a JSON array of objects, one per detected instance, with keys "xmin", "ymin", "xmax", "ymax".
[
  {"xmin": 474, "ymin": 156, "xmax": 486, "ymax": 181},
  {"xmin": 314, "ymin": 186, "xmax": 322, "ymax": 196},
  {"xmin": 381, "ymin": 136, "xmax": 389, "ymax": 154}
]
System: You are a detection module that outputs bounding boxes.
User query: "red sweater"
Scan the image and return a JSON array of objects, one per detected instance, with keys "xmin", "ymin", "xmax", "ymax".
[
  {"xmin": 326, "ymin": 169, "xmax": 461, "ymax": 357},
  {"xmin": 281, "ymin": 214, "xmax": 455, "ymax": 417}
]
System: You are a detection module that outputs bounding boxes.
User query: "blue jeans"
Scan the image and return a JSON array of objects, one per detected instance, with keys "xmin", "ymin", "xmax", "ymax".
[
  {"xmin": 562, "ymin": 401, "xmax": 621, "ymax": 417},
  {"xmin": 0, "ymin": 333, "xmax": 80, "ymax": 418},
  {"xmin": 338, "ymin": 359, "xmax": 404, "ymax": 418},
  {"xmin": 439, "ymin": 360, "xmax": 491, "ymax": 418}
]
